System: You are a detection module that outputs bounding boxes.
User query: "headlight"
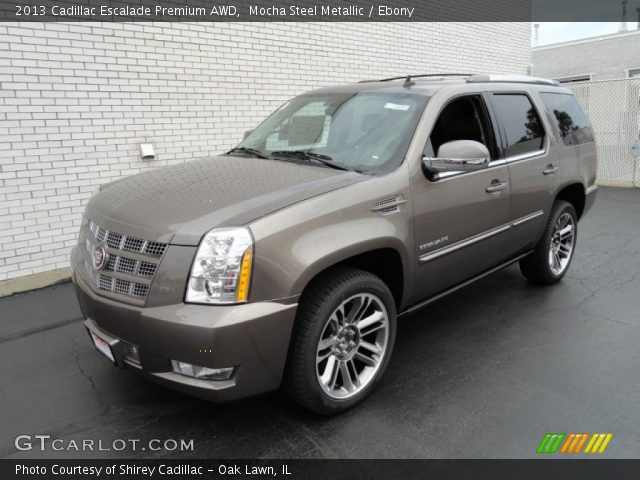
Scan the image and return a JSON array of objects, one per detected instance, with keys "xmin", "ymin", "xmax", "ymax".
[{"xmin": 186, "ymin": 227, "xmax": 253, "ymax": 304}]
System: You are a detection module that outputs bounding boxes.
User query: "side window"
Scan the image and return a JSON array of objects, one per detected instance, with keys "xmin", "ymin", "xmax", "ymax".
[
  {"xmin": 427, "ymin": 95, "xmax": 496, "ymax": 159},
  {"xmin": 540, "ymin": 93, "xmax": 594, "ymax": 146},
  {"xmin": 491, "ymin": 94, "xmax": 545, "ymax": 157}
]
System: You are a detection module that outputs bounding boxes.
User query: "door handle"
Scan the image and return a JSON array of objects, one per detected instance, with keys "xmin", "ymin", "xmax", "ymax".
[
  {"xmin": 485, "ymin": 181, "xmax": 508, "ymax": 194},
  {"xmin": 543, "ymin": 164, "xmax": 559, "ymax": 175}
]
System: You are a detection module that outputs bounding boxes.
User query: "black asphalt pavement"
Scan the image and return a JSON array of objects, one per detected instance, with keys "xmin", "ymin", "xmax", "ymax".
[{"xmin": 1, "ymin": 187, "xmax": 639, "ymax": 459}]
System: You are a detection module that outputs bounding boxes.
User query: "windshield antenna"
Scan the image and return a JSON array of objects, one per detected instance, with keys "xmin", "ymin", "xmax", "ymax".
[{"xmin": 403, "ymin": 75, "xmax": 415, "ymax": 88}]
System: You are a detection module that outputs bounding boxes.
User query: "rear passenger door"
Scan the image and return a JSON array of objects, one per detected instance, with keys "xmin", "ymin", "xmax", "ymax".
[{"xmin": 489, "ymin": 92, "xmax": 555, "ymax": 257}]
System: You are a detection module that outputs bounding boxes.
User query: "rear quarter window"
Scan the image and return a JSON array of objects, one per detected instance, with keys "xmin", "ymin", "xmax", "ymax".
[{"xmin": 540, "ymin": 92, "xmax": 594, "ymax": 146}]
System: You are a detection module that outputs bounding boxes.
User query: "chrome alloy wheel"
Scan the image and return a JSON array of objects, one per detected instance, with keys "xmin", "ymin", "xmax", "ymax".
[
  {"xmin": 316, "ymin": 293, "xmax": 389, "ymax": 399},
  {"xmin": 549, "ymin": 212, "xmax": 575, "ymax": 276}
]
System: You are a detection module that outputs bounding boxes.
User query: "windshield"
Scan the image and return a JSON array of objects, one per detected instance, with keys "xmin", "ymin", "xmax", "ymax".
[{"xmin": 233, "ymin": 92, "xmax": 428, "ymax": 174}]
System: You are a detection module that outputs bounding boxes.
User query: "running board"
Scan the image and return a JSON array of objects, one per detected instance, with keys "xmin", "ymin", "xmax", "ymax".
[{"xmin": 398, "ymin": 251, "xmax": 533, "ymax": 318}]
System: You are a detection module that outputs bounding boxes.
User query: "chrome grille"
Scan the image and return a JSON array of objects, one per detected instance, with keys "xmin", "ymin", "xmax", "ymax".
[
  {"xmin": 106, "ymin": 232, "xmax": 123, "ymax": 249},
  {"xmin": 114, "ymin": 278, "xmax": 131, "ymax": 296},
  {"xmin": 138, "ymin": 261, "xmax": 157, "ymax": 276},
  {"xmin": 144, "ymin": 242, "xmax": 166, "ymax": 256},
  {"xmin": 84, "ymin": 220, "xmax": 166, "ymax": 303},
  {"xmin": 123, "ymin": 237, "xmax": 145, "ymax": 253},
  {"xmin": 89, "ymin": 221, "xmax": 167, "ymax": 257},
  {"xmin": 84, "ymin": 261, "xmax": 149, "ymax": 299},
  {"xmin": 85, "ymin": 238, "xmax": 158, "ymax": 277}
]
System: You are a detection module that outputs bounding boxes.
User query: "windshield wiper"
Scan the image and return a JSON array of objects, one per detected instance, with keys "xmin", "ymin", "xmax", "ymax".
[
  {"xmin": 227, "ymin": 147, "xmax": 270, "ymax": 159},
  {"xmin": 270, "ymin": 150, "xmax": 352, "ymax": 172}
]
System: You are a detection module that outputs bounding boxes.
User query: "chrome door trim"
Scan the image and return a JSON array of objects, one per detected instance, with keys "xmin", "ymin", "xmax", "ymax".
[
  {"xmin": 488, "ymin": 159, "xmax": 508, "ymax": 167},
  {"xmin": 504, "ymin": 149, "xmax": 546, "ymax": 163},
  {"xmin": 503, "ymin": 136, "xmax": 550, "ymax": 165},
  {"xmin": 418, "ymin": 210, "xmax": 544, "ymax": 264},
  {"xmin": 432, "ymin": 158, "xmax": 507, "ymax": 181},
  {"xmin": 511, "ymin": 209, "xmax": 544, "ymax": 226},
  {"xmin": 431, "ymin": 147, "xmax": 547, "ymax": 181},
  {"xmin": 419, "ymin": 224, "xmax": 511, "ymax": 263}
]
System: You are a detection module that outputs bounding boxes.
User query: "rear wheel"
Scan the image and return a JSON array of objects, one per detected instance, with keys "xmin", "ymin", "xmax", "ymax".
[
  {"xmin": 520, "ymin": 200, "xmax": 577, "ymax": 285},
  {"xmin": 284, "ymin": 267, "xmax": 396, "ymax": 415}
]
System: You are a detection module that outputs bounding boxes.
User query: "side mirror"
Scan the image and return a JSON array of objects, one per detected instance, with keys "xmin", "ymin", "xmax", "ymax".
[
  {"xmin": 422, "ymin": 140, "xmax": 490, "ymax": 176},
  {"xmin": 242, "ymin": 129, "xmax": 253, "ymax": 140}
]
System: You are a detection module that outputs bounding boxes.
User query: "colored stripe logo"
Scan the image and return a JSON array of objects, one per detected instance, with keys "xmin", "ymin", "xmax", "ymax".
[
  {"xmin": 584, "ymin": 433, "xmax": 613, "ymax": 453},
  {"xmin": 537, "ymin": 433, "xmax": 565, "ymax": 453},
  {"xmin": 537, "ymin": 433, "xmax": 613, "ymax": 454}
]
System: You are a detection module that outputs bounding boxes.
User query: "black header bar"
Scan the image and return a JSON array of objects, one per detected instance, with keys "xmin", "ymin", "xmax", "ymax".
[
  {"xmin": 0, "ymin": 0, "xmax": 635, "ymax": 22},
  {"xmin": 3, "ymin": 459, "xmax": 640, "ymax": 480}
]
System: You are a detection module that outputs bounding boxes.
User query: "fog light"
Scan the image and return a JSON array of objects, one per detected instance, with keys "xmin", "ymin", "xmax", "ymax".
[
  {"xmin": 171, "ymin": 360, "xmax": 234, "ymax": 381},
  {"xmin": 125, "ymin": 343, "xmax": 140, "ymax": 364}
]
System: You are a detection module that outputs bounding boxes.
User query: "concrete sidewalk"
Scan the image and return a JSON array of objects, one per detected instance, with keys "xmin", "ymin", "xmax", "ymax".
[{"xmin": 1, "ymin": 187, "xmax": 639, "ymax": 459}]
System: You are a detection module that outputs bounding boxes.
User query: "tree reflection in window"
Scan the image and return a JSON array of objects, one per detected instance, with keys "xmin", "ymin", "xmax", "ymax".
[
  {"xmin": 540, "ymin": 93, "xmax": 594, "ymax": 146},
  {"xmin": 492, "ymin": 94, "xmax": 545, "ymax": 157},
  {"xmin": 522, "ymin": 108, "xmax": 544, "ymax": 142}
]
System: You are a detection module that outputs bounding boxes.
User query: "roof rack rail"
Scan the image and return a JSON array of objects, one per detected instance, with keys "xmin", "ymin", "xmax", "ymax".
[
  {"xmin": 359, "ymin": 73, "xmax": 473, "ymax": 83},
  {"xmin": 466, "ymin": 74, "xmax": 560, "ymax": 86}
]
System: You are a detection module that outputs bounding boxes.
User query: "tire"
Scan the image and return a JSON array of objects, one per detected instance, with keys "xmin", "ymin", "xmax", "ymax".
[
  {"xmin": 519, "ymin": 200, "xmax": 578, "ymax": 285},
  {"xmin": 284, "ymin": 267, "xmax": 397, "ymax": 415}
]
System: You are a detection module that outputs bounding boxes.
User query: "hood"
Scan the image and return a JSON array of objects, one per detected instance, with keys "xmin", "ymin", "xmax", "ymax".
[{"xmin": 85, "ymin": 155, "xmax": 365, "ymax": 245}]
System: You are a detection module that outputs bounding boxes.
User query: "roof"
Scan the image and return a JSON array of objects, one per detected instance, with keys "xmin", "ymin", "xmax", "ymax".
[{"xmin": 304, "ymin": 74, "xmax": 563, "ymax": 97}]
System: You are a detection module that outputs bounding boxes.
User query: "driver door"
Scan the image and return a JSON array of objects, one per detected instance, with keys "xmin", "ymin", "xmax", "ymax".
[{"xmin": 410, "ymin": 94, "xmax": 511, "ymax": 303}]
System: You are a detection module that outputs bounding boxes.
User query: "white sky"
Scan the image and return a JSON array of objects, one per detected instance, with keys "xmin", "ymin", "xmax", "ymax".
[{"xmin": 532, "ymin": 22, "xmax": 633, "ymax": 46}]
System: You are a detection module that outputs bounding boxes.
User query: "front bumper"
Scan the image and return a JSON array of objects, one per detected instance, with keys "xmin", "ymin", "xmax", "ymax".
[{"xmin": 73, "ymin": 264, "xmax": 297, "ymax": 403}]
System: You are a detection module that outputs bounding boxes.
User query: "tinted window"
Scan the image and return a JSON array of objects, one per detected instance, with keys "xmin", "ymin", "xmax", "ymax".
[
  {"xmin": 492, "ymin": 94, "xmax": 545, "ymax": 157},
  {"xmin": 540, "ymin": 93, "xmax": 594, "ymax": 145}
]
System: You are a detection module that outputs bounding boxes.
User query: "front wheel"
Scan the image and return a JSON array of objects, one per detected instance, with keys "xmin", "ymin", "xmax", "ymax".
[
  {"xmin": 284, "ymin": 267, "xmax": 397, "ymax": 415},
  {"xmin": 519, "ymin": 200, "xmax": 578, "ymax": 285}
]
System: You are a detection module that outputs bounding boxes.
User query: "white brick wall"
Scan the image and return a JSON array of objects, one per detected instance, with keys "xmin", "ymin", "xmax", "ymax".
[{"xmin": 0, "ymin": 21, "xmax": 530, "ymax": 282}]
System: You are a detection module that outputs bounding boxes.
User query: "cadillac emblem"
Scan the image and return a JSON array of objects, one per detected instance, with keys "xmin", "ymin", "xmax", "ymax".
[{"xmin": 92, "ymin": 244, "xmax": 108, "ymax": 270}]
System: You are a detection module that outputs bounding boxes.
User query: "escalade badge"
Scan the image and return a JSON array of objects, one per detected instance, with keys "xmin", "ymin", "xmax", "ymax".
[{"xmin": 92, "ymin": 245, "xmax": 109, "ymax": 270}]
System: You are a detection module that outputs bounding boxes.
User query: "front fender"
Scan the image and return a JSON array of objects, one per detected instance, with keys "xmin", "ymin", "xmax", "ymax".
[
  {"xmin": 290, "ymin": 220, "xmax": 411, "ymax": 301},
  {"xmin": 249, "ymin": 215, "xmax": 413, "ymax": 305}
]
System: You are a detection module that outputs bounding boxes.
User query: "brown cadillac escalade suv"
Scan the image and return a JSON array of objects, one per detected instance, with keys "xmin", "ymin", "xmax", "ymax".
[{"xmin": 72, "ymin": 74, "xmax": 597, "ymax": 414}]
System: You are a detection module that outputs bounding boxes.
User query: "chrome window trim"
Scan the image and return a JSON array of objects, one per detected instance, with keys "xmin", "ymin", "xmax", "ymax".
[
  {"xmin": 418, "ymin": 210, "xmax": 544, "ymax": 263},
  {"xmin": 504, "ymin": 149, "xmax": 546, "ymax": 163},
  {"xmin": 432, "ymin": 158, "xmax": 507, "ymax": 180},
  {"xmin": 503, "ymin": 136, "xmax": 549, "ymax": 164}
]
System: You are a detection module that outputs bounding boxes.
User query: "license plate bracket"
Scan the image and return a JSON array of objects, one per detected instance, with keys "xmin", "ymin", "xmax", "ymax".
[{"xmin": 88, "ymin": 329, "xmax": 116, "ymax": 364}]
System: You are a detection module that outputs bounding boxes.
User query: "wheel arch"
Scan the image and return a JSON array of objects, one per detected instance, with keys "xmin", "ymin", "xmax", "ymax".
[
  {"xmin": 293, "ymin": 243, "xmax": 408, "ymax": 311},
  {"xmin": 555, "ymin": 182, "xmax": 586, "ymax": 219}
]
